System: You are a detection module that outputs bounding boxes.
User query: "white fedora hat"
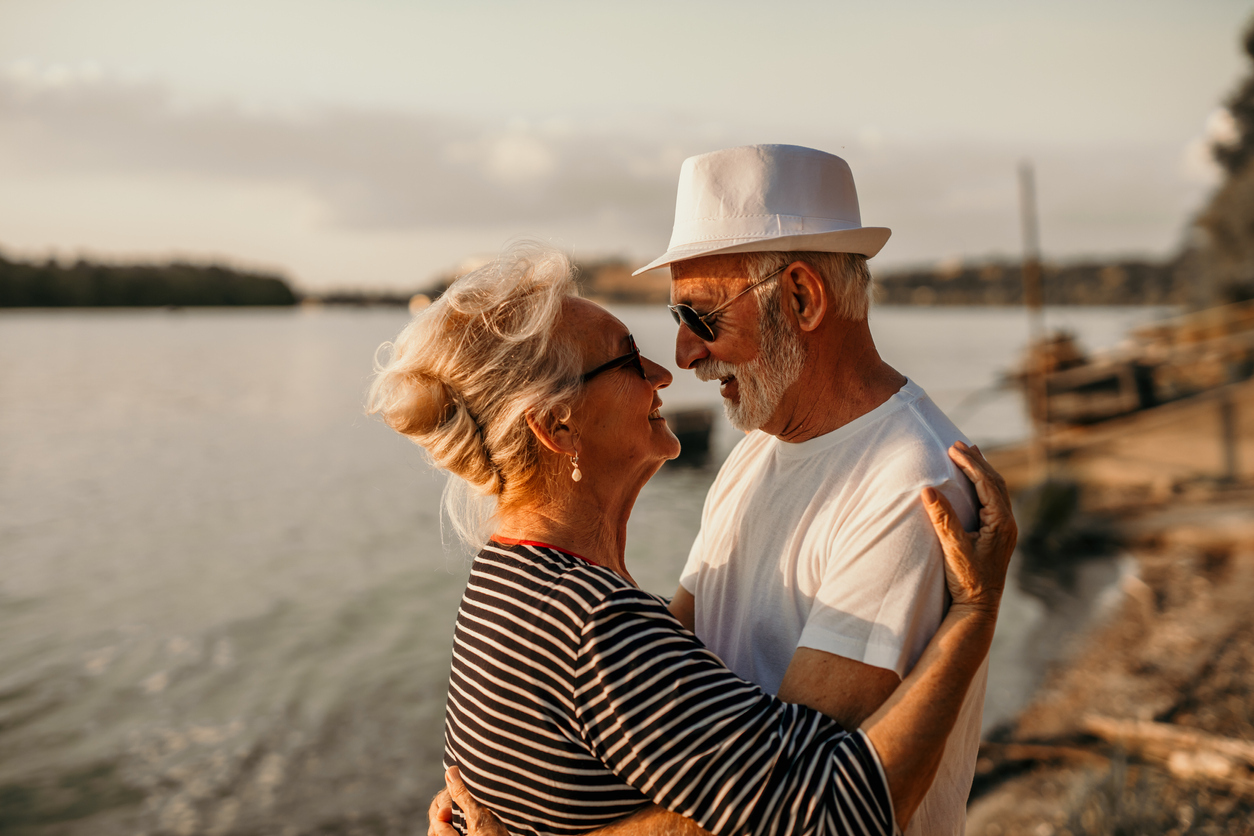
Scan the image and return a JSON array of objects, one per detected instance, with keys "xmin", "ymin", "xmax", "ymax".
[{"xmin": 633, "ymin": 144, "xmax": 890, "ymax": 276}]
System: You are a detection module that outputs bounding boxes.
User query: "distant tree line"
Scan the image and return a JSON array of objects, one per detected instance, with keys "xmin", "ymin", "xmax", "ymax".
[
  {"xmin": 0, "ymin": 254, "xmax": 297, "ymax": 307},
  {"xmin": 432, "ymin": 255, "xmax": 1188, "ymax": 308},
  {"xmin": 2, "ymin": 249, "xmax": 1199, "ymax": 310},
  {"xmin": 874, "ymin": 258, "xmax": 1189, "ymax": 307},
  {"xmin": 422, "ymin": 258, "xmax": 671, "ymax": 306},
  {"xmin": 575, "ymin": 259, "xmax": 670, "ymax": 305},
  {"xmin": 305, "ymin": 290, "xmax": 414, "ymax": 306}
]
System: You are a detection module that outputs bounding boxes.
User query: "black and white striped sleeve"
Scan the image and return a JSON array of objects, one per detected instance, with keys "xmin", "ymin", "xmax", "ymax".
[{"xmin": 573, "ymin": 588, "xmax": 895, "ymax": 836}]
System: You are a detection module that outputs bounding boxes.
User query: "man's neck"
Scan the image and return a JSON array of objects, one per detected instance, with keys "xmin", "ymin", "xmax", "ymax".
[{"xmin": 765, "ymin": 319, "xmax": 907, "ymax": 444}]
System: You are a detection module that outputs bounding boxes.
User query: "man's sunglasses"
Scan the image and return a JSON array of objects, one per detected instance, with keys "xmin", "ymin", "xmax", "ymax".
[
  {"xmin": 667, "ymin": 264, "xmax": 787, "ymax": 342},
  {"xmin": 581, "ymin": 334, "xmax": 647, "ymax": 383}
]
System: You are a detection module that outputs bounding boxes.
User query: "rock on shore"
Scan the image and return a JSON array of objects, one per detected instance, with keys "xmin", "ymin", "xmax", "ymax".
[{"xmin": 973, "ymin": 426, "xmax": 1254, "ymax": 834}]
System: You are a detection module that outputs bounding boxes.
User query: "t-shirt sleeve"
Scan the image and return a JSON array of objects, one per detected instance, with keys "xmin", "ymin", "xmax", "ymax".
[
  {"xmin": 799, "ymin": 476, "xmax": 976, "ymax": 678},
  {"xmin": 574, "ymin": 589, "xmax": 894, "ymax": 836}
]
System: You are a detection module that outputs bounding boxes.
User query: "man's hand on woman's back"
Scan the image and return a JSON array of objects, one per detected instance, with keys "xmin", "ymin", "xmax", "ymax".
[
  {"xmin": 429, "ymin": 766, "xmax": 712, "ymax": 836},
  {"xmin": 428, "ymin": 767, "xmax": 508, "ymax": 836}
]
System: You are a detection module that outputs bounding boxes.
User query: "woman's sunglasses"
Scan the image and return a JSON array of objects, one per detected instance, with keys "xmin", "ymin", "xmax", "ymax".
[
  {"xmin": 667, "ymin": 265, "xmax": 787, "ymax": 342},
  {"xmin": 581, "ymin": 334, "xmax": 646, "ymax": 383}
]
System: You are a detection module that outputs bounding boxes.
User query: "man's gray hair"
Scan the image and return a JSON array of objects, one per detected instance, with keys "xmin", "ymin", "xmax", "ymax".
[{"xmin": 741, "ymin": 251, "xmax": 873, "ymax": 321}]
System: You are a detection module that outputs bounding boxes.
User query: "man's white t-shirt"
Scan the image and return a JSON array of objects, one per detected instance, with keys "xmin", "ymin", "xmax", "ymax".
[{"xmin": 680, "ymin": 379, "xmax": 986, "ymax": 836}]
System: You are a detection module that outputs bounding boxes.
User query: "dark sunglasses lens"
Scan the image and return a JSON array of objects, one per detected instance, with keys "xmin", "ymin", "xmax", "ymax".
[
  {"xmin": 627, "ymin": 338, "xmax": 646, "ymax": 378},
  {"xmin": 679, "ymin": 307, "xmax": 714, "ymax": 341},
  {"xmin": 669, "ymin": 304, "xmax": 715, "ymax": 341}
]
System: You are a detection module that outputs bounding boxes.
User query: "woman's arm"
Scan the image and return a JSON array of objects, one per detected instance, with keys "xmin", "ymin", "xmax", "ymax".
[
  {"xmin": 863, "ymin": 442, "xmax": 1016, "ymax": 830},
  {"xmin": 433, "ymin": 442, "xmax": 1014, "ymax": 836},
  {"xmin": 570, "ymin": 441, "xmax": 1012, "ymax": 836}
]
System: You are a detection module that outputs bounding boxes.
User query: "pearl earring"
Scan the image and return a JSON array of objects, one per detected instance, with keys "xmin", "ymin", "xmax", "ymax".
[{"xmin": 570, "ymin": 454, "xmax": 582, "ymax": 482}]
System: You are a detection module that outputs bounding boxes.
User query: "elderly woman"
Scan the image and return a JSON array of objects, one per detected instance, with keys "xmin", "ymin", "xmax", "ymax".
[{"xmin": 369, "ymin": 245, "xmax": 1015, "ymax": 836}]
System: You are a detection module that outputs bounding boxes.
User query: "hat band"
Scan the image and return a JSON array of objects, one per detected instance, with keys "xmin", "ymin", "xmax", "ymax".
[{"xmin": 668, "ymin": 213, "xmax": 863, "ymax": 249}]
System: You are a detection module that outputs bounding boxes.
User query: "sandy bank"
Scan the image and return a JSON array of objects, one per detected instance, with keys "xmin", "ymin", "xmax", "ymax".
[{"xmin": 971, "ymin": 381, "xmax": 1254, "ymax": 834}]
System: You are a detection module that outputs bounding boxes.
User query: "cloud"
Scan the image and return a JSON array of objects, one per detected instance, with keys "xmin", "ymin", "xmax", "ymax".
[
  {"xmin": 1180, "ymin": 107, "xmax": 1237, "ymax": 187},
  {"xmin": 0, "ymin": 69, "xmax": 679, "ymax": 237},
  {"xmin": 482, "ymin": 126, "xmax": 557, "ymax": 185},
  {"xmin": 0, "ymin": 65, "xmax": 1221, "ymax": 277}
]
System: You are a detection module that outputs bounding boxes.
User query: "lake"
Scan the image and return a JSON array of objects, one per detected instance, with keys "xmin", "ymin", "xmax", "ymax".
[{"xmin": 0, "ymin": 304, "xmax": 1169, "ymax": 835}]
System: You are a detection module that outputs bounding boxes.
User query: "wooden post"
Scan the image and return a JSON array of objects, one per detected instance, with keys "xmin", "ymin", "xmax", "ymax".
[
  {"xmin": 1221, "ymin": 394, "xmax": 1238, "ymax": 483},
  {"xmin": 1020, "ymin": 162, "xmax": 1048, "ymax": 482}
]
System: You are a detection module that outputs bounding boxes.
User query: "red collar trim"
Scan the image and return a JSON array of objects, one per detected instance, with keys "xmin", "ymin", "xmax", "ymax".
[{"xmin": 491, "ymin": 536, "xmax": 595, "ymax": 566}]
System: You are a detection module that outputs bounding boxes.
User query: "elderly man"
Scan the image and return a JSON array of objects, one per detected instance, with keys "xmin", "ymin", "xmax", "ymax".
[{"xmin": 434, "ymin": 145, "xmax": 985, "ymax": 835}]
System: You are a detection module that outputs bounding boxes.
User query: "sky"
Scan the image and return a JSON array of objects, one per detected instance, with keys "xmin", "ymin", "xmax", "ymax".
[{"xmin": 1, "ymin": 0, "xmax": 1251, "ymax": 291}]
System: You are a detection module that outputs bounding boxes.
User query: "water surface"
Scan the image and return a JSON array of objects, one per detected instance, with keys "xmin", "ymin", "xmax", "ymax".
[{"xmin": 0, "ymin": 304, "xmax": 1170, "ymax": 834}]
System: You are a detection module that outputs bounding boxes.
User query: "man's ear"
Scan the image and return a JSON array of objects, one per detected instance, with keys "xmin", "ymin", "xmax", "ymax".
[
  {"xmin": 525, "ymin": 409, "xmax": 577, "ymax": 457},
  {"xmin": 783, "ymin": 260, "xmax": 827, "ymax": 332}
]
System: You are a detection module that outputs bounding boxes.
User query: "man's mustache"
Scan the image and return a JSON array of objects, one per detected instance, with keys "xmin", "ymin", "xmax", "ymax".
[{"xmin": 694, "ymin": 359, "xmax": 739, "ymax": 383}]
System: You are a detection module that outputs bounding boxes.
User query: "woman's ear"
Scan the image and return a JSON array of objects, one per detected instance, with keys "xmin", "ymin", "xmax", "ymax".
[
  {"xmin": 784, "ymin": 260, "xmax": 828, "ymax": 332},
  {"xmin": 525, "ymin": 409, "xmax": 577, "ymax": 457}
]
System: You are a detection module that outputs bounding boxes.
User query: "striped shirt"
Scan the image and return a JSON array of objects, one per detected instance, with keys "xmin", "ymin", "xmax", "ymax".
[{"xmin": 443, "ymin": 541, "xmax": 894, "ymax": 836}]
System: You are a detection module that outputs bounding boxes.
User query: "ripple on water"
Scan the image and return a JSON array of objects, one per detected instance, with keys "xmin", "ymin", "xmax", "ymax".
[{"xmin": 0, "ymin": 306, "xmax": 1172, "ymax": 833}]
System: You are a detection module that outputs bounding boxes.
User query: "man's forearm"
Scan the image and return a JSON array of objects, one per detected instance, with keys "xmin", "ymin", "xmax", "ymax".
[
  {"xmin": 584, "ymin": 803, "xmax": 711, "ymax": 836},
  {"xmin": 776, "ymin": 648, "xmax": 900, "ymax": 730},
  {"xmin": 433, "ymin": 775, "xmax": 710, "ymax": 836}
]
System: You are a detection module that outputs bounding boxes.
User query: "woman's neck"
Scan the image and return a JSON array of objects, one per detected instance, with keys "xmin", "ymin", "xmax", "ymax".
[{"xmin": 495, "ymin": 496, "xmax": 635, "ymax": 584}]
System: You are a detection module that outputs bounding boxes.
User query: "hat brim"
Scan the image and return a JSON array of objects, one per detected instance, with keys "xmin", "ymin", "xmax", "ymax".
[{"xmin": 632, "ymin": 227, "xmax": 891, "ymax": 276}]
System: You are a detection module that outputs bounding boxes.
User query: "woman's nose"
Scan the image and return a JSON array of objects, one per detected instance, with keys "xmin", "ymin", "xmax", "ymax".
[{"xmin": 644, "ymin": 357, "xmax": 672, "ymax": 389}]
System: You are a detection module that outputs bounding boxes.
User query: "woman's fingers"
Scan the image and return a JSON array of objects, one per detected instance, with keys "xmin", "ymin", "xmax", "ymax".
[
  {"xmin": 446, "ymin": 767, "xmax": 510, "ymax": 836},
  {"xmin": 922, "ymin": 485, "xmax": 984, "ymax": 607},
  {"xmin": 428, "ymin": 788, "xmax": 456, "ymax": 836},
  {"xmin": 922, "ymin": 486, "xmax": 969, "ymax": 559},
  {"xmin": 924, "ymin": 442, "xmax": 1020, "ymax": 610},
  {"xmin": 948, "ymin": 442, "xmax": 1005, "ymax": 515},
  {"xmin": 948, "ymin": 442, "xmax": 1018, "ymax": 555},
  {"xmin": 941, "ymin": 442, "xmax": 1018, "ymax": 607}
]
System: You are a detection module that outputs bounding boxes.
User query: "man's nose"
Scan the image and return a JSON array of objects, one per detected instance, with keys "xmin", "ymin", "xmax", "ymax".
[{"xmin": 675, "ymin": 323, "xmax": 709, "ymax": 370}]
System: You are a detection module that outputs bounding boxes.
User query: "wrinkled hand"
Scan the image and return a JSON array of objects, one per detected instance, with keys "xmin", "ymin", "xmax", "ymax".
[
  {"xmin": 428, "ymin": 766, "xmax": 508, "ymax": 836},
  {"xmin": 429, "ymin": 785, "xmax": 455, "ymax": 836},
  {"xmin": 923, "ymin": 441, "xmax": 1017, "ymax": 612}
]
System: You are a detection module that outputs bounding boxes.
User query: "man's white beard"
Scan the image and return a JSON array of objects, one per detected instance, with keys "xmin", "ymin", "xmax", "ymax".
[{"xmin": 695, "ymin": 303, "xmax": 806, "ymax": 432}]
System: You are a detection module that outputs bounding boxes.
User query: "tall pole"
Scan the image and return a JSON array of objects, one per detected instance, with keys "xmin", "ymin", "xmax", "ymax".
[
  {"xmin": 1020, "ymin": 161, "xmax": 1048, "ymax": 482},
  {"xmin": 1221, "ymin": 394, "xmax": 1238, "ymax": 484}
]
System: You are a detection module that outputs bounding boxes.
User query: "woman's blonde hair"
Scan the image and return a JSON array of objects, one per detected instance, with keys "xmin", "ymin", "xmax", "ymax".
[{"xmin": 367, "ymin": 243, "xmax": 582, "ymax": 546}]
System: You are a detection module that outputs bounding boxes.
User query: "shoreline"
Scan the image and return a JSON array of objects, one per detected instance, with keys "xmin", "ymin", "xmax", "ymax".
[{"xmin": 972, "ymin": 381, "xmax": 1254, "ymax": 834}]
